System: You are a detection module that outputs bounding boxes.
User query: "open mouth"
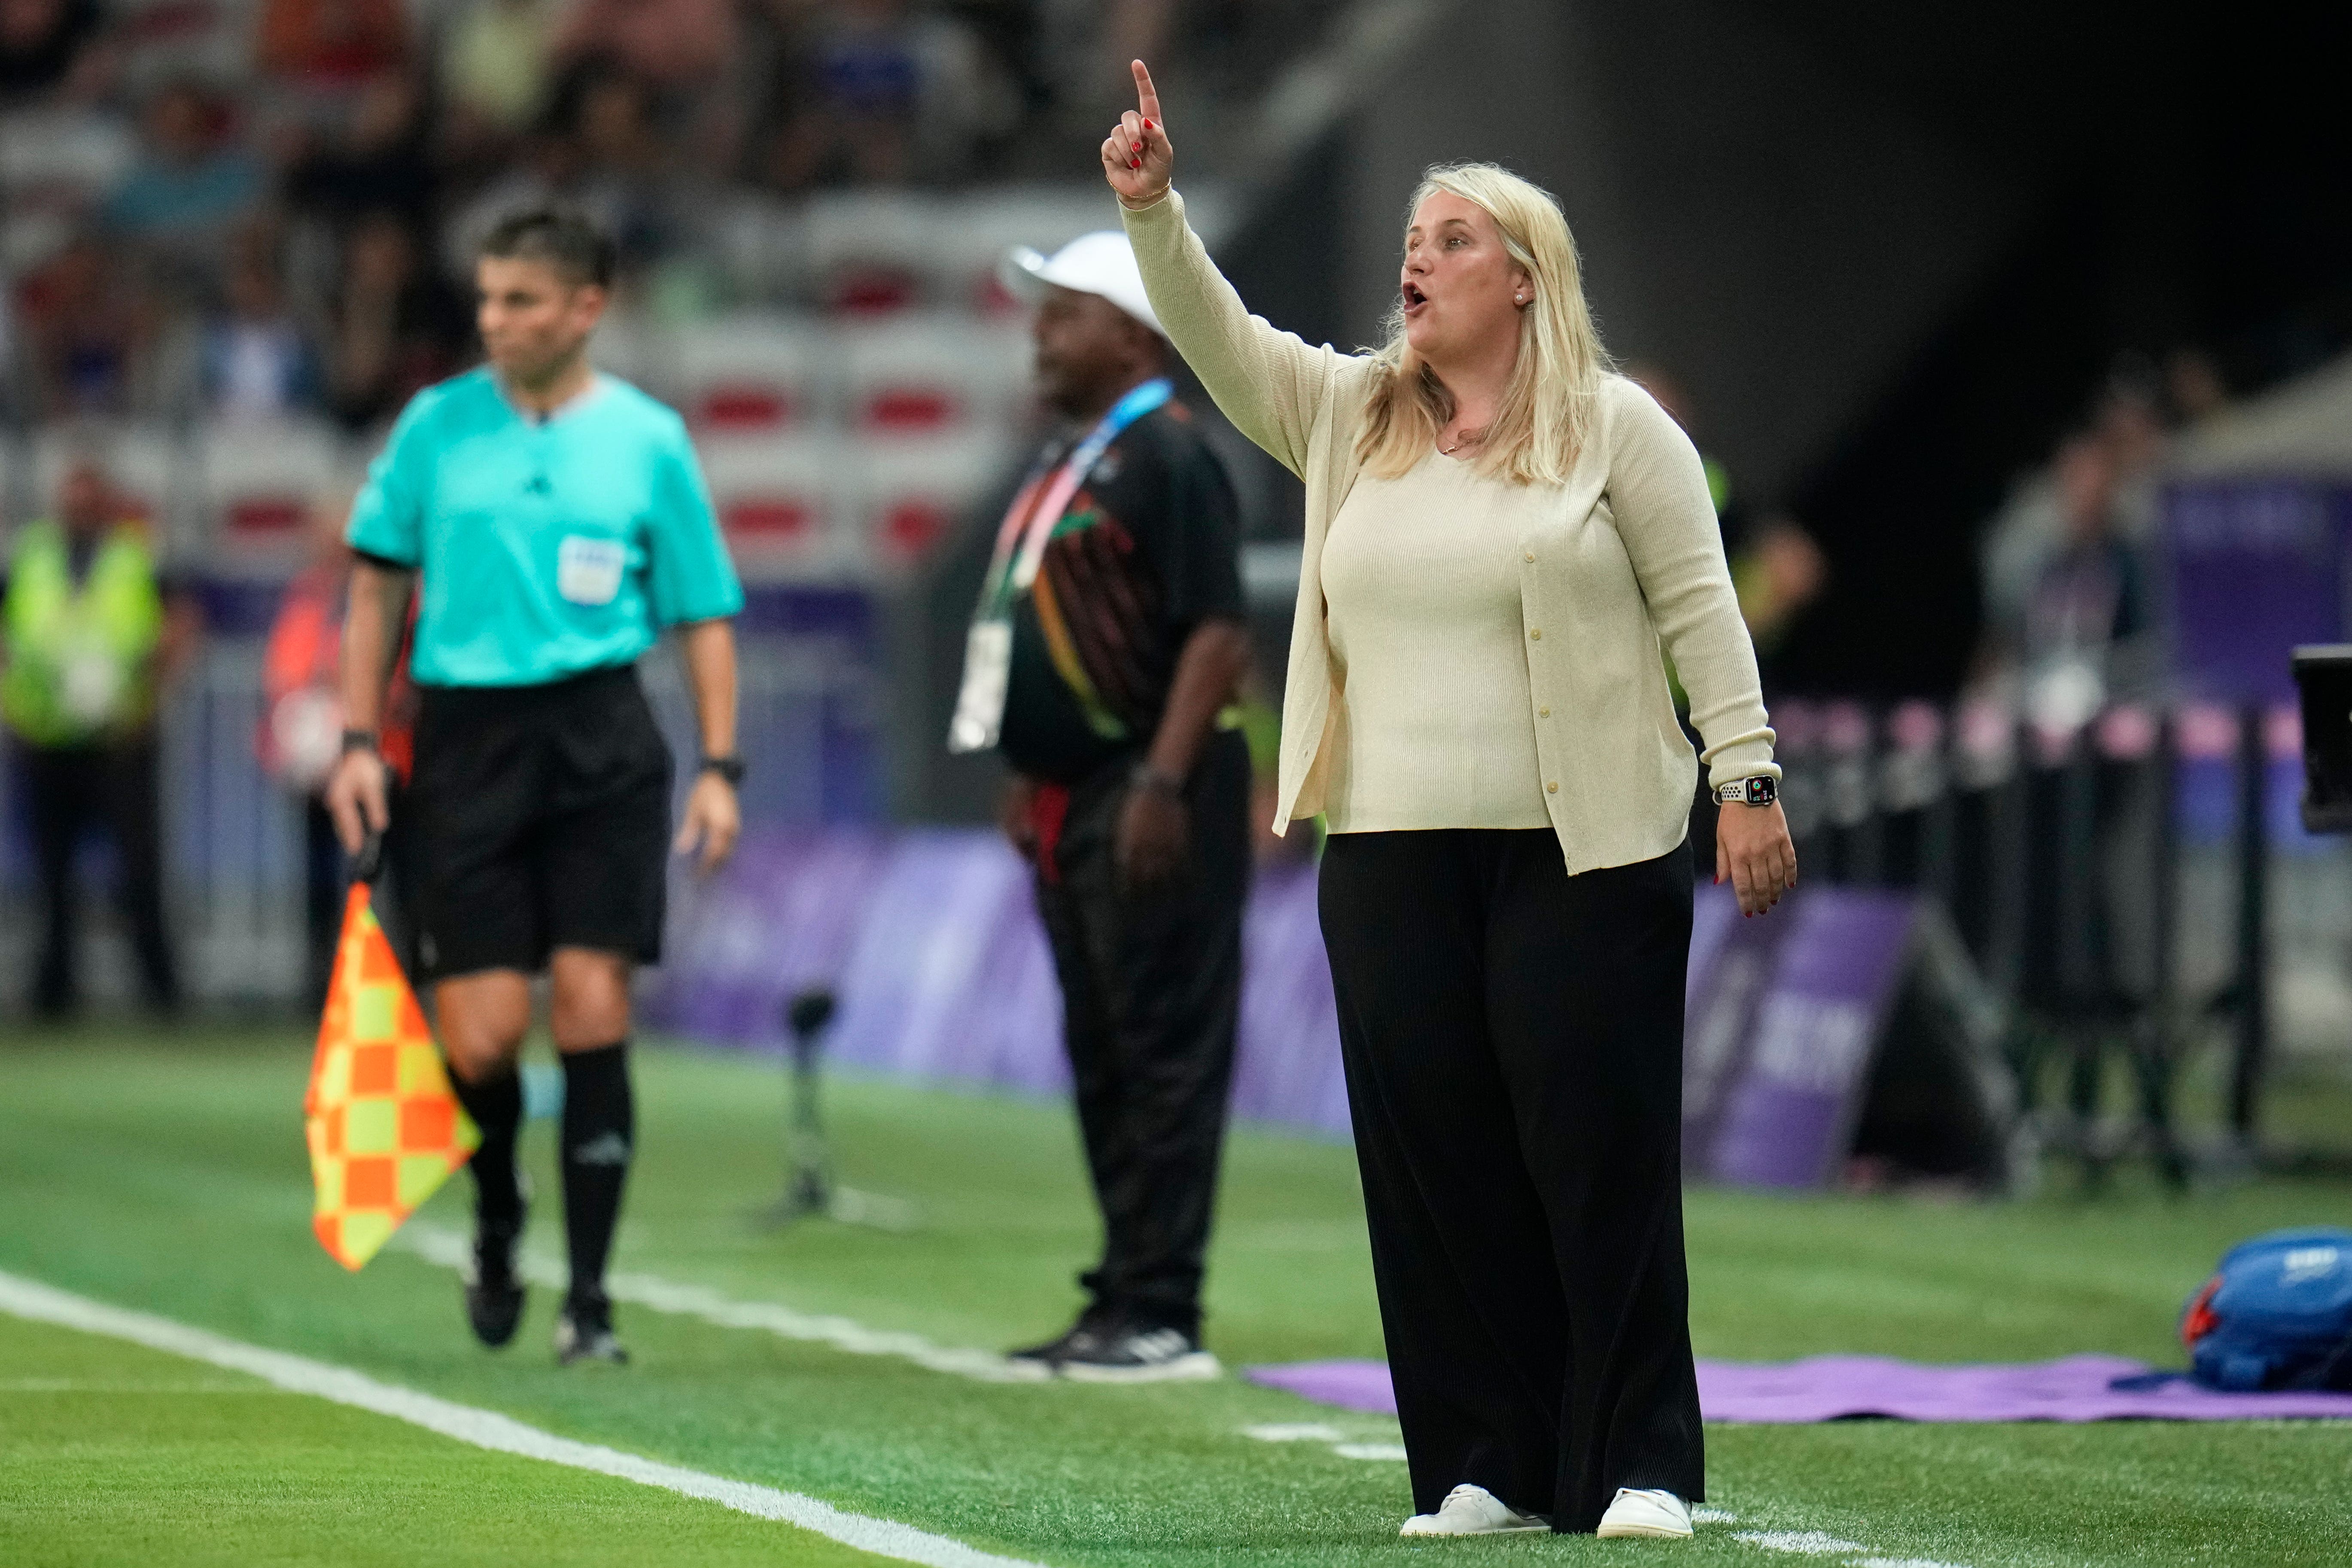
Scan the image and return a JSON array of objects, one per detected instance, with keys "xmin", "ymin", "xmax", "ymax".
[{"xmin": 1401, "ymin": 281, "xmax": 1428, "ymax": 314}]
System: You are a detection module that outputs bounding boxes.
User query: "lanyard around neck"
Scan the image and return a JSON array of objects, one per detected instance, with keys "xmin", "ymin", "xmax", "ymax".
[{"xmin": 982, "ymin": 378, "xmax": 1171, "ymax": 613}]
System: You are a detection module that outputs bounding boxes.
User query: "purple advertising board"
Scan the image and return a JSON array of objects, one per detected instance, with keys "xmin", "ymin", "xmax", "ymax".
[
  {"xmin": 645, "ymin": 835, "xmax": 1929, "ymax": 1182},
  {"xmin": 1699, "ymin": 889, "xmax": 1920, "ymax": 1189},
  {"xmin": 2164, "ymin": 481, "xmax": 2351, "ymax": 704}
]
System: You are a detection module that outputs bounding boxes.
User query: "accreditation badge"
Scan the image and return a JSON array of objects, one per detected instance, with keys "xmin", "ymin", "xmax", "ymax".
[
  {"xmin": 61, "ymin": 646, "xmax": 126, "ymax": 729},
  {"xmin": 948, "ymin": 619, "xmax": 1013, "ymax": 754}
]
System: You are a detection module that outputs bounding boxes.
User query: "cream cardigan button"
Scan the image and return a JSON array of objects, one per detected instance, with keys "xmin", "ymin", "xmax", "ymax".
[
  {"xmin": 1539, "ymin": 706, "xmax": 1550, "ymax": 717},
  {"xmin": 1528, "ymin": 628, "xmax": 1542, "ymax": 641},
  {"xmin": 1524, "ymin": 551, "xmax": 1534, "ymax": 562},
  {"xmin": 1546, "ymin": 781, "xmax": 1558, "ymax": 793}
]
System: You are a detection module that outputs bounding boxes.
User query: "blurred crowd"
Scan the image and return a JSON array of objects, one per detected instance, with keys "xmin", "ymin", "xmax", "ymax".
[
  {"xmin": 1970, "ymin": 347, "xmax": 2236, "ymax": 732},
  {"xmin": 0, "ymin": 0, "xmax": 1315, "ymax": 435}
]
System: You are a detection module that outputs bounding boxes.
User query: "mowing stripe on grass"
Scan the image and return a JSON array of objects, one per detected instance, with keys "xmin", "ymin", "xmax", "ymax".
[
  {"xmin": 0, "ymin": 1270, "xmax": 1047, "ymax": 1568},
  {"xmin": 395, "ymin": 1222, "xmax": 1051, "ymax": 1383}
]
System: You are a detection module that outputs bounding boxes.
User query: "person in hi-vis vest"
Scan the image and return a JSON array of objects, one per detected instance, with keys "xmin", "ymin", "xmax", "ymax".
[{"xmin": 1, "ymin": 456, "xmax": 201, "ymax": 1017}]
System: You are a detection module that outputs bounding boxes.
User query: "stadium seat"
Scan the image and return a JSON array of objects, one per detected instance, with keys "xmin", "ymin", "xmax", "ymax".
[
  {"xmin": 196, "ymin": 418, "xmax": 350, "ymax": 564},
  {"xmin": 851, "ymin": 432, "xmax": 1012, "ymax": 569},
  {"xmin": 672, "ymin": 314, "xmax": 828, "ymax": 434},
  {"xmin": 934, "ymin": 188, "xmax": 1121, "ymax": 315},
  {"xmin": 837, "ymin": 313, "xmax": 1028, "ymax": 435},
  {"xmin": 592, "ymin": 308, "xmax": 671, "ymax": 402},
  {"xmin": 706, "ymin": 194, "xmax": 812, "ymax": 306},
  {"xmin": 697, "ymin": 432, "xmax": 845, "ymax": 579},
  {"xmin": 804, "ymin": 190, "xmax": 949, "ymax": 314}
]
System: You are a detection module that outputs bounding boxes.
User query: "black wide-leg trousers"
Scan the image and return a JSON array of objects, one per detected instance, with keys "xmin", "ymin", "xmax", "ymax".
[
  {"xmin": 1034, "ymin": 728, "xmax": 1252, "ymax": 1334},
  {"xmin": 1317, "ymin": 829, "xmax": 1702, "ymax": 1533}
]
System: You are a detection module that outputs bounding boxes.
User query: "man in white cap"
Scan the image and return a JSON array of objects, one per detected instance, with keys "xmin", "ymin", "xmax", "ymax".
[{"xmin": 952, "ymin": 231, "xmax": 1251, "ymax": 1380}]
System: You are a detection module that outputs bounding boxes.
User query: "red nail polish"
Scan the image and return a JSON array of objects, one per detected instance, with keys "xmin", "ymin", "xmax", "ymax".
[
  {"xmin": 1130, "ymin": 158, "xmax": 1140, "ymax": 169},
  {"xmin": 1144, "ymin": 119, "xmax": 1154, "ymax": 129}
]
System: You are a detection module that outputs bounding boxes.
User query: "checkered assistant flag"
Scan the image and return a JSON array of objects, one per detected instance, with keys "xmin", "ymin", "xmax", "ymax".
[{"xmin": 303, "ymin": 851, "xmax": 476, "ymax": 1270}]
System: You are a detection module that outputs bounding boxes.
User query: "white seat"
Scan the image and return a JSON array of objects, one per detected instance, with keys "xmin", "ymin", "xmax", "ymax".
[
  {"xmin": 697, "ymin": 432, "xmax": 844, "ymax": 580},
  {"xmin": 671, "ymin": 313, "xmax": 829, "ymax": 434},
  {"xmin": 849, "ymin": 430, "xmax": 1015, "ymax": 570},
  {"xmin": 805, "ymin": 190, "xmax": 951, "ymax": 311},
  {"xmin": 934, "ymin": 187, "xmax": 1124, "ymax": 315},
  {"xmin": 836, "ymin": 313, "xmax": 1028, "ymax": 436},
  {"xmin": 197, "ymin": 420, "xmax": 350, "ymax": 565},
  {"xmin": 705, "ymin": 193, "xmax": 812, "ymax": 307}
]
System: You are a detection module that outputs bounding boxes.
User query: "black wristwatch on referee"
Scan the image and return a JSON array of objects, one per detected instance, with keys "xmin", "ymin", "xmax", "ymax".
[
  {"xmin": 1714, "ymin": 775, "xmax": 1778, "ymax": 808},
  {"xmin": 699, "ymin": 754, "xmax": 746, "ymax": 786}
]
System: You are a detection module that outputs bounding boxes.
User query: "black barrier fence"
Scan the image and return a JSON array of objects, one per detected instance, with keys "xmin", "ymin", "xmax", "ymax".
[{"xmin": 1738, "ymin": 692, "xmax": 2343, "ymax": 1178}]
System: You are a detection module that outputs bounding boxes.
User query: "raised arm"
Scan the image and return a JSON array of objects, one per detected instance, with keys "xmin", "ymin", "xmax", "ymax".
[{"xmin": 1103, "ymin": 61, "xmax": 1354, "ymax": 477}]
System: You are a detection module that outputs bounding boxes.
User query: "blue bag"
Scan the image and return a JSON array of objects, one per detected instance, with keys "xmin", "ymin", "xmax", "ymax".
[{"xmin": 2181, "ymin": 1227, "xmax": 2352, "ymax": 1392}]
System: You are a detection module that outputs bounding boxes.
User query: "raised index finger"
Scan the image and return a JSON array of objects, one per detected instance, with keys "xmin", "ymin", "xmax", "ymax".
[{"xmin": 1132, "ymin": 59, "xmax": 1160, "ymax": 125}]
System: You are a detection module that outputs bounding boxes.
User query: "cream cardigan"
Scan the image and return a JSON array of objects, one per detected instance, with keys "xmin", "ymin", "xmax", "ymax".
[{"xmin": 1120, "ymin": 189, "xmax": 1778, "ymax": 876}]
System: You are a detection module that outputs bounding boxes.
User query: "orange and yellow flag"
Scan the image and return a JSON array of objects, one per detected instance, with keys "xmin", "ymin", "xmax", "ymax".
[{"xmin": 303, "ymin": 884, "xmax": 477, "ymax": 1269}]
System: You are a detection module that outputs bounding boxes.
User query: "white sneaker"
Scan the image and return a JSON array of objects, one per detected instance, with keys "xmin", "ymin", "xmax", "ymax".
[
  {"xmin": 1398, "ymin": 1484, "xmax": 1549, "ymax": 1537},
  {"xmin": 1595, "ymin": 1488, "xmax": 1693, "ymax": 1539}
]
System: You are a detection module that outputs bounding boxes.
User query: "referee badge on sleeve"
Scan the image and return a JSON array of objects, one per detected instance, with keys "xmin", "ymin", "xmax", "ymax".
[{"xmin": 558, "ymin": 536, "xmax": 627, "ymax": 606}]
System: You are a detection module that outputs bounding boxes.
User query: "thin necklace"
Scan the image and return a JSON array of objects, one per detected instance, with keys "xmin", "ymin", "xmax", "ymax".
[{"xmin": 1439, "ymin": 426, "xmax": 1486, "ymax": 456}]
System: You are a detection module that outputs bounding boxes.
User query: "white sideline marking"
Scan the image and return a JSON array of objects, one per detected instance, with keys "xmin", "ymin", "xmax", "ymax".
[
  {"xmin": 1693, "ymin": 1507, "xmax": 1740, "ymax": 1523},
  {"xmin": 1737, "ymin": 1535, "xmax": 1870, "ymax": 1556},
  {"xmin": 1734, "ymin": 1529, "xmax": 1971, "ymax": 1568},
  {"xmin": 1242, "ymin": 1422, "xmax": 1342, "ymax": 1442},
  {"xmin": 1330, "ymin": 1442, "xmax": 1408, "ymax": 1461},
  {"xmin": 0, "ymin": 1270, "xmax": 1046, "ymax": 1568},
  {"xmin": 394, "ymin": 1224, "xmax": 1049, "ymax": 1384}
]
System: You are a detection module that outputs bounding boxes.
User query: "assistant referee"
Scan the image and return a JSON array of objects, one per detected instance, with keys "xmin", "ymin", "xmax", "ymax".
[{"xmin": 325, "ymin": 208, "xmax": 745, "ymax": 1366}]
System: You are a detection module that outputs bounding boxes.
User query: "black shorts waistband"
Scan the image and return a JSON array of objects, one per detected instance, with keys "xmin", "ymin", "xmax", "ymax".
[{"xmin": 416, "ymin": 662, "xmax": 640, "ymax": 717}]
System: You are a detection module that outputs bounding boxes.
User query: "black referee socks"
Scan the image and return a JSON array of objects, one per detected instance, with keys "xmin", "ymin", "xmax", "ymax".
[
  {"xmin": 559, "ymin": 1042, "xmax": 634, "ymax": 1309},
  {"xmin": 447, "ymin": 1064, "xmax": 524, "ymax": 1234}
]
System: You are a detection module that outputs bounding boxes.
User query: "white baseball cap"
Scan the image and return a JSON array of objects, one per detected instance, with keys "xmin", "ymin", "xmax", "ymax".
[{"xmin": 1000, "ymin": 231, "xmax": 1165, "ymax": 338}]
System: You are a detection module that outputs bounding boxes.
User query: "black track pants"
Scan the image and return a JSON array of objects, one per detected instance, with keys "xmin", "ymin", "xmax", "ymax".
[
  {"xmin": 1033, "ymin": 728, "xmax": 1251, "ymax": 1334},
  {"xmin": 1317, "ymin": 829, "xmax": 1702, "ymax": 1532}
]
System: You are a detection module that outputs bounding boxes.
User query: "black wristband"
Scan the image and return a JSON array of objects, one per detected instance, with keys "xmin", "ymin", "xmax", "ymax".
[
  {"xmin": 700, "ymin": 755, "xmax": 746, "ymax": 785},
  {"xmin": 341, "ymin": 729, "xmax": 379, "ymax": 755}
]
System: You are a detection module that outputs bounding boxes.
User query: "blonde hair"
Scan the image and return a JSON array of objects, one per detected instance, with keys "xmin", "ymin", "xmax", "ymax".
[{"xmin": 1355, "ymin": 163, "xmax": 1611, "ymax": 487}]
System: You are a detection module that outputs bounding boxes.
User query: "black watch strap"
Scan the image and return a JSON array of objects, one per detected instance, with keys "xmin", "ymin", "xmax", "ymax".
[
  {"xmin": 700, "ymin": 755, "xmax": 747, "ymax": 785},
  {"xmin": 341, "ymin": 728, "xmax": 380, "ymax": 755}
]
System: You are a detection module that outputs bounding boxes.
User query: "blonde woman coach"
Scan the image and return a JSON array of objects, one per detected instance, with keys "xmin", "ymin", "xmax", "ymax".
[{"xmin": 1101, "ymin": 64, "xmax": 1795, "ymax": 1541}]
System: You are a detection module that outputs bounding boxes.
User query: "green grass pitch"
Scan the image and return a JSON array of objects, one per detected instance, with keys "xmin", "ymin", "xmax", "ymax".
[{"xmin": 2, "ymin": 1028, "xmax": 2349, "ymax": 1567}]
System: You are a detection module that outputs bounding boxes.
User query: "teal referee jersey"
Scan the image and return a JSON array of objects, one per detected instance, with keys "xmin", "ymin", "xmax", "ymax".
[{"xmin": 348, "ymin": 368, "xmax": 744, "ymax": 688}]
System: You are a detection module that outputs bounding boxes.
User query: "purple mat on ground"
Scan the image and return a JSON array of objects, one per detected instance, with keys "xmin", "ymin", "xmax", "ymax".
[{"xmin": 1245, "ymin": 1356, "xmax": 2352, "ymax": 1423}]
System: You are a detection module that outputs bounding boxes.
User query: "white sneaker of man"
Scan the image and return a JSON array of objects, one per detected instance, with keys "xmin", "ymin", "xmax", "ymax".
[
  {"xmin": 1594, "ymin": 1487, "xmax": 1693, "ymax": 1539},
  {"xmin": 1398, "ymin": 1484, "xmax": 1550, "ymax": 1537}
]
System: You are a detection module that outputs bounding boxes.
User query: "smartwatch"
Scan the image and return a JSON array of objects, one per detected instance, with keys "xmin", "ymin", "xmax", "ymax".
[
  {"xmin": 700, "ymin": 755, "xmax": 747, "ymax": 786},
  {"xmin": 1714, "ymin": 775, "xmax": 1778, "ymax": 808}
]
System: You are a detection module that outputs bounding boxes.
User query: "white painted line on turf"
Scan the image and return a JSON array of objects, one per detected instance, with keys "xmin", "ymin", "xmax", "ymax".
[
  {"xmin": 1241, "ymin": 1422, "xmax": 1344, "ymax": 1442},
  {"xmin": 1240, "ymin": 1420, "xmax": 1405, "ymax": 1462},
  {"xmin": 0, "ymin": 1270, "xmax": 1048, "ymax": 1568},
  {"xmin": 1330, "ymin": 1442, "xmax": 1409, "ymax": 1461},
  {"xmin": 1737, "ymin": 1535, "xmax": 1871, "ymax": 1556},
  {"xmin": 394, "ymin": 1223, "xmax": 1050, "ymax": 1384},
  {"xmin": 1733, "ymin": 1529, "xmax": 1971, "ymax": 1568},
  {"xmin": 1692, "ymin": 1507, "xmax": 1739, "ymax": 1523}
]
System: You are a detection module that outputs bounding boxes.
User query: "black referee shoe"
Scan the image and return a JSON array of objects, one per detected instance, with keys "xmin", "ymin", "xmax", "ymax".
[
  {"xmin": 462, "ymin": 1216, "xmax": 527, "ymax": 1349},
  {"xmin": 1005, "ymin": 1308, "xmax": 1105, "ymax": 1370},
  {"xmin": 1056, "ymin": 1321, "xmax": 1221, "ymax": 1384},
  {"xmin": 555, "ymin": 1294, "xmax": 629, "ymax": 1367}
]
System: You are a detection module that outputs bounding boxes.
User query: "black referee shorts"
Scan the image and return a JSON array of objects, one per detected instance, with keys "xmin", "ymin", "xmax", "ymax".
[{"xmin": 407, "ymin": 664, "xmax": 672, "ymax": 984}]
